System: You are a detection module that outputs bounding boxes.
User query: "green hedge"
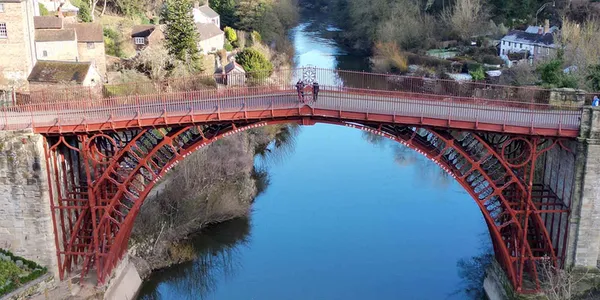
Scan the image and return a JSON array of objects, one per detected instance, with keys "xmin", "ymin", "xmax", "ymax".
[{"xmin": 0, "ymin": 249, "xmax": 47, "ymax": 297}]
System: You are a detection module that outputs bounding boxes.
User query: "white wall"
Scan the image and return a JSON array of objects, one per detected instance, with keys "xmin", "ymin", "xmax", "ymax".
[
  {"xmin": 499, "ymin": 40, "xmax": 535, "ymax": 56},
  {"xmin": 198, "ymin": 34, "xmax": 224, "ymax": 54},
  {"xmin": 35, "ymin": 40, "xmax": 79, "ymax": 61}
]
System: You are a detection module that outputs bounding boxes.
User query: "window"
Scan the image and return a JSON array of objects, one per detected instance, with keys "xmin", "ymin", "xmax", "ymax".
[
  {"xmin": 0, "ymin": 4, "xmax": 4, "ymax": 12},
  {"xmin": 0, "ymin": 23, "xmax": 6, "ymax": 38},
  {"xmin": 537, "ymin": 47, "xmax": 541, "ymax": 54},
  {"xmin": 546, "ymin": 48, "xmax": 550, "ymax": 55},
  {"xmin": 87, "ymin": 42, "xmax": 95, "ymax": 49},
  {"xmin": 519, "ymin": 43, "xmax": 522, "ymax": 48},
  {"xmin": 42, "ymin": 50, "xmax": 47, "ymax": 57},
  {"xmin": 134, "ymin": 37, "xmax": 145, "ymax": 45},
  {"xmin": 502, "ymin": 41, "xmax": 505, "ymax": 46}
]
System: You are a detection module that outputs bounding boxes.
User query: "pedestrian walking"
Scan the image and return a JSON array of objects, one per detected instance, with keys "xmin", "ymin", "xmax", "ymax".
[
  {"xmin": 313, "ymin": 81, "xmax": 319, "ymax": 101},
  {"xmin": 593, "ymin": 95, "xmax": 600, "ymax": 107}
]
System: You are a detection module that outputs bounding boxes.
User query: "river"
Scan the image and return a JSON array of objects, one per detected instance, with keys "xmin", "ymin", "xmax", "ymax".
[{"xmin": 137, "ymin": 14, "xmax": 491, "ymax": 300}]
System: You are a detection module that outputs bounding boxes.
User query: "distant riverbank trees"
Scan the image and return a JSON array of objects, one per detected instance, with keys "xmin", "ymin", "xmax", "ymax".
[{"xmin": 210, "ymin": 0, "xmax": 299, "ymax": 51}]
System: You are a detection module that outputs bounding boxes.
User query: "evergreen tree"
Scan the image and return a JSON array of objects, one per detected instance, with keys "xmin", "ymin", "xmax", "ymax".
[
  {"xmin": 78, "ymin": 1, "xmax": 93, "ymax": 23},
  {"xmin": 209, "ymin": 0, "xmax": 238, "ymax": 27},
  {"xmin": 161, "ymin": 0, "xmax": 201, "ymax": 69},
  {"xmin": 236, "ymin": 48, "xmax": 273, "ymax": 79}
]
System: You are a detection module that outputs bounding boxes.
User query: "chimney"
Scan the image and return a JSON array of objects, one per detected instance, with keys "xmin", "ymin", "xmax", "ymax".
[
  {"xmin": 538, "ymin": 27, "xmax": 543, "ymax": 35},
  {"xmin": 194, "ymin": 1, "xmax": 200, "ymax": 9},
  {"xmin": 544, "ymin": 19, "xmax": 550, "ymax": 34},
  {"xmin": 57, "ymin": 6, "xmax": 63, "ymax": 18}
]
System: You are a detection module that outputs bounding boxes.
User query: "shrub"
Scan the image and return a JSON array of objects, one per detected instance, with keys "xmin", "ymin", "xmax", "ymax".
[
  {"xmin": 103, "ymin": 28, "xmax": 125, "ymax": 58},
  {"xmin": 78, "ymin": 0, "xmax": 92, "ymax": 23},
  {"xmin": 0, "ymin": 249, "xmax": 47, "ymax": 297},
  {"xmin": 236, "ymin": 48, "xmax": 273, "ymax": 80},
  {"xmin": 251, "ymin": 31, "xmax": 262, "ymax": 44},
  {"xmin": 38, "ymin": 3, "xmax": 49, "ymax": 16},
  {"xmin": 482, "ymin": 55, "xmax": 503, "ymax": 66},
  {"xmin": 224, "ymin": 40, "xmax": 234, "ymax": 51},
  {"xmin": 469, "ymin": 66, "xmax": 486, "ymax": 81},
  {"xmin": 224, "ymin": 26, "xmax": 237, "ymax": 43}
]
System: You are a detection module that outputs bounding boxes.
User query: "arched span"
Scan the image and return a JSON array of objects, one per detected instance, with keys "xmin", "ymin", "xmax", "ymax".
[{"xmin": 43, "ymin": 118, "xmax": 572, "ymax": 294}]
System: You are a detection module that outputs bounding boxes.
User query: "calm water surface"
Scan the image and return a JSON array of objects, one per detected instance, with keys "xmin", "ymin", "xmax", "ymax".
[{"xmin": 138, "ymin": 16, "xmax": 490, "ymax": 300}]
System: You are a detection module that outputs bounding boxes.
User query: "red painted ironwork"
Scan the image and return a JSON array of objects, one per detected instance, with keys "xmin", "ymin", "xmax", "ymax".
[
  {"xmin": 13, "ymin": 67, "xmax": 579, "ymax": 293},
  {"xmin": 41, "ymin": 117, "xmax": 574, "ymax": 294},
  {"xmin": 0, "ymin": 68, "xmax": 582, "ymax": 137}
]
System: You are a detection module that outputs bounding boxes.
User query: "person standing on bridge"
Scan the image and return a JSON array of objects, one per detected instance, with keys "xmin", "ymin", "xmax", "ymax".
[
  {"xmin": 593, "ymin": 96, "xmax": 600, "ymax": 107},
  {"xmin": 296, "ymin": 80, "xmax": 304, "ymax": 102},
  {"xmin": 313, "ymin": 81, "xmax": 320, "ymax": 102}
]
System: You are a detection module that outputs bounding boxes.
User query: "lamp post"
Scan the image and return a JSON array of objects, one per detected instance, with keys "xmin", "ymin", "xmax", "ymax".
[{"xmin": 535, "ymin": 1, "xmax": 555, "ymax": 27}]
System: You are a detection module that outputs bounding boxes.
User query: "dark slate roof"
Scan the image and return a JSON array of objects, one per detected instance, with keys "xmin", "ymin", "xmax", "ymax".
[
  {"xmin": 502, "ymin": 30, "xmax": 556, "ymax": 47},
  {"xmin": 224, "ymin": 61, "xmax": 244, "ymax": 73},
  {"xmin": 65, "ymin": 23, "xmax": 103, "ymax": 42},
  {"xmin": 196, "ymin": 23, "xmax": 223, "ymax": 40},
  {"xmin": 35, "ymin": 28, "xmax": 76, "ymax": 42},
  {"xmin": 28, "ymin": 61, "xmax": 92, "ymax": 84},
  {"xmin": 196, "ymin": 5, "xmax": 219, "ymax": 18},
  {"xmin": 34, "ymin": 16, "xmax": 63, "ymax": 29},
  {"xmin": 131, "ymin": 25, "xmax": 156, "ymax": 38}
]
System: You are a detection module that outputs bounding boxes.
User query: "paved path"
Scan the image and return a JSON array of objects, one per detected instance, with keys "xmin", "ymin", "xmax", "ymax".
[{"xmin": 0, "ymin": 88, "xmax": 581, "ymax": 136}]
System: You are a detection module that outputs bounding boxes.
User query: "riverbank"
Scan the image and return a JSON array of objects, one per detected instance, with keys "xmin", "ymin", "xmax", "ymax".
[{"xmin": 129, "ymin": 125, "xmax": 296, "ymax": 279}]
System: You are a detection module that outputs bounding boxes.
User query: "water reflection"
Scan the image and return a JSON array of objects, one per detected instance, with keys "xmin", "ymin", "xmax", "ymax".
[
  {"xmin": 363, "ymin": 132, "xmax": 452, "ymax": 188},
  {"xmin": 137, "ymin": 218, "xmax": 251, "ymax": 300}
]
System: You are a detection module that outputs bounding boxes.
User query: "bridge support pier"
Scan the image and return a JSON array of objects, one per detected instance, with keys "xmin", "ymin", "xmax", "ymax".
[
  {"xmin": 0, "ymin": 129, "xmax": 58, "ymax": 275},
  {"xmin": 568, "ymin": 107, "xmax": 600, "ymax": 269}
]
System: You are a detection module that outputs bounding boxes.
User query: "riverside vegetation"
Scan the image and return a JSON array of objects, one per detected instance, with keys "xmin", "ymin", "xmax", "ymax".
[{"xmin": 299, "ymin": 0, "xmax": 600, "ymax": 93}]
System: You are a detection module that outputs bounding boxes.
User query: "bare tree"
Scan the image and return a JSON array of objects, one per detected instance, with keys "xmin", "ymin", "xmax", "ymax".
[
  {"xmin": 538, "ymin": 257, "xmax": 588, "ymax": 300},
  {"xmin": 559, "ymin": 18, "xmax": 600, "ymax": 90},
  {"xmin": 442, "ymin": 0, "xmax": 489, "ymax": 41},
  {"xmin": 137, "ymin": 43, "xmax": 171, "ymax": 81}
]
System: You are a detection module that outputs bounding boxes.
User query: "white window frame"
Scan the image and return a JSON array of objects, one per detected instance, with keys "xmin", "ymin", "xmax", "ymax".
[
  {"xmin": 42, "ymin": 50, "xmax": 48, "ymax": 57},
  {"xmin": 87, "ymin": 42, "xmax": 95, "ymax": 49},
  {"xmin": 546, "ymin": 48, "xmax": 550, "ymax": 55},
  {"xmin": 0, "ymin": 23, "xmax": 7, "ymax": 38},
  {"xmin": 0, "ymin": 3, "xmax": 5, "ymax": 12},
  {"xmin": 134, "ymin": 37, "xmax": 145, "ymax": 45}
]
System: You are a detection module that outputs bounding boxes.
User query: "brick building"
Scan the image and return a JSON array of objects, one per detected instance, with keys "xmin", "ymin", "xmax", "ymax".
[{"xmin": 0, "ymin": 0, "xmax": 38, "ymax": 91}]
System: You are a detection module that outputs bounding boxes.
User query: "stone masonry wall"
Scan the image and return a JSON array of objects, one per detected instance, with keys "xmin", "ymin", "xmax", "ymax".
[
  {"xmin": 568, "ymin": 107, "xmax": 600, "ymax": 268},
  {"xmin": 0, "ymin": 129, "xmax": 57, "ymax": 274}
]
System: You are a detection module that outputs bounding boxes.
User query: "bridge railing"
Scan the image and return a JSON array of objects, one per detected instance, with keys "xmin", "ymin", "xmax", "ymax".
[
  {"xmin": 316, "ymin": 68, "xmax": 567, "ymax": 106},
  {"xmin": 12, "ymin": 68, "xmax": 586, "ymax": 108}
]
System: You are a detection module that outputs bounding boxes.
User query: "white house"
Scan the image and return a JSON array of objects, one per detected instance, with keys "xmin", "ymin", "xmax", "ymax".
[
  {"xmin": 196, "ymin": 23, "xmax": 224, "ymax": 54},
  {"xmin": 193, "ymin": 4, "xmax": 220, "ymax": 28},
  {"xmin": 499, "ymin": 20, "xmax": 558, "ymax": 64}
]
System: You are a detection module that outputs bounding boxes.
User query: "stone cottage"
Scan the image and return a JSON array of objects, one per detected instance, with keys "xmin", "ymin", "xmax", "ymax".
[
  {"xmin": 35, "ymin": 27, "xmax": 78, "ymax": 61},
  {"xmin": 65, "ymin": 23, "xmax": 106, "ymax": 77},
  {"xmin": 28, "ymin": 60, "xmax": 101, "ymax": 90}
]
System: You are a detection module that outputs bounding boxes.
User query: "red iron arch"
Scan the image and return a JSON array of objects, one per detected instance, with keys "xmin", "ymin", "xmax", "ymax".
[{"xmin": 43, "ymin": 118, "xmax": 571, "ymax": 293}]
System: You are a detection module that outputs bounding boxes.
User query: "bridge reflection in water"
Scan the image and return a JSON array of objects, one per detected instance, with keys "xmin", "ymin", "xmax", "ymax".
[{"xmin": 2, "ymin": 68, "xmax": 581, "ymax": 294}]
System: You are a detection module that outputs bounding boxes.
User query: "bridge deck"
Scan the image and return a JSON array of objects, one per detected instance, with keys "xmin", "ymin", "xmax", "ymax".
[{"xmin": 0, "ymin": 86, "xmax": 581, "ymax": 137}]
